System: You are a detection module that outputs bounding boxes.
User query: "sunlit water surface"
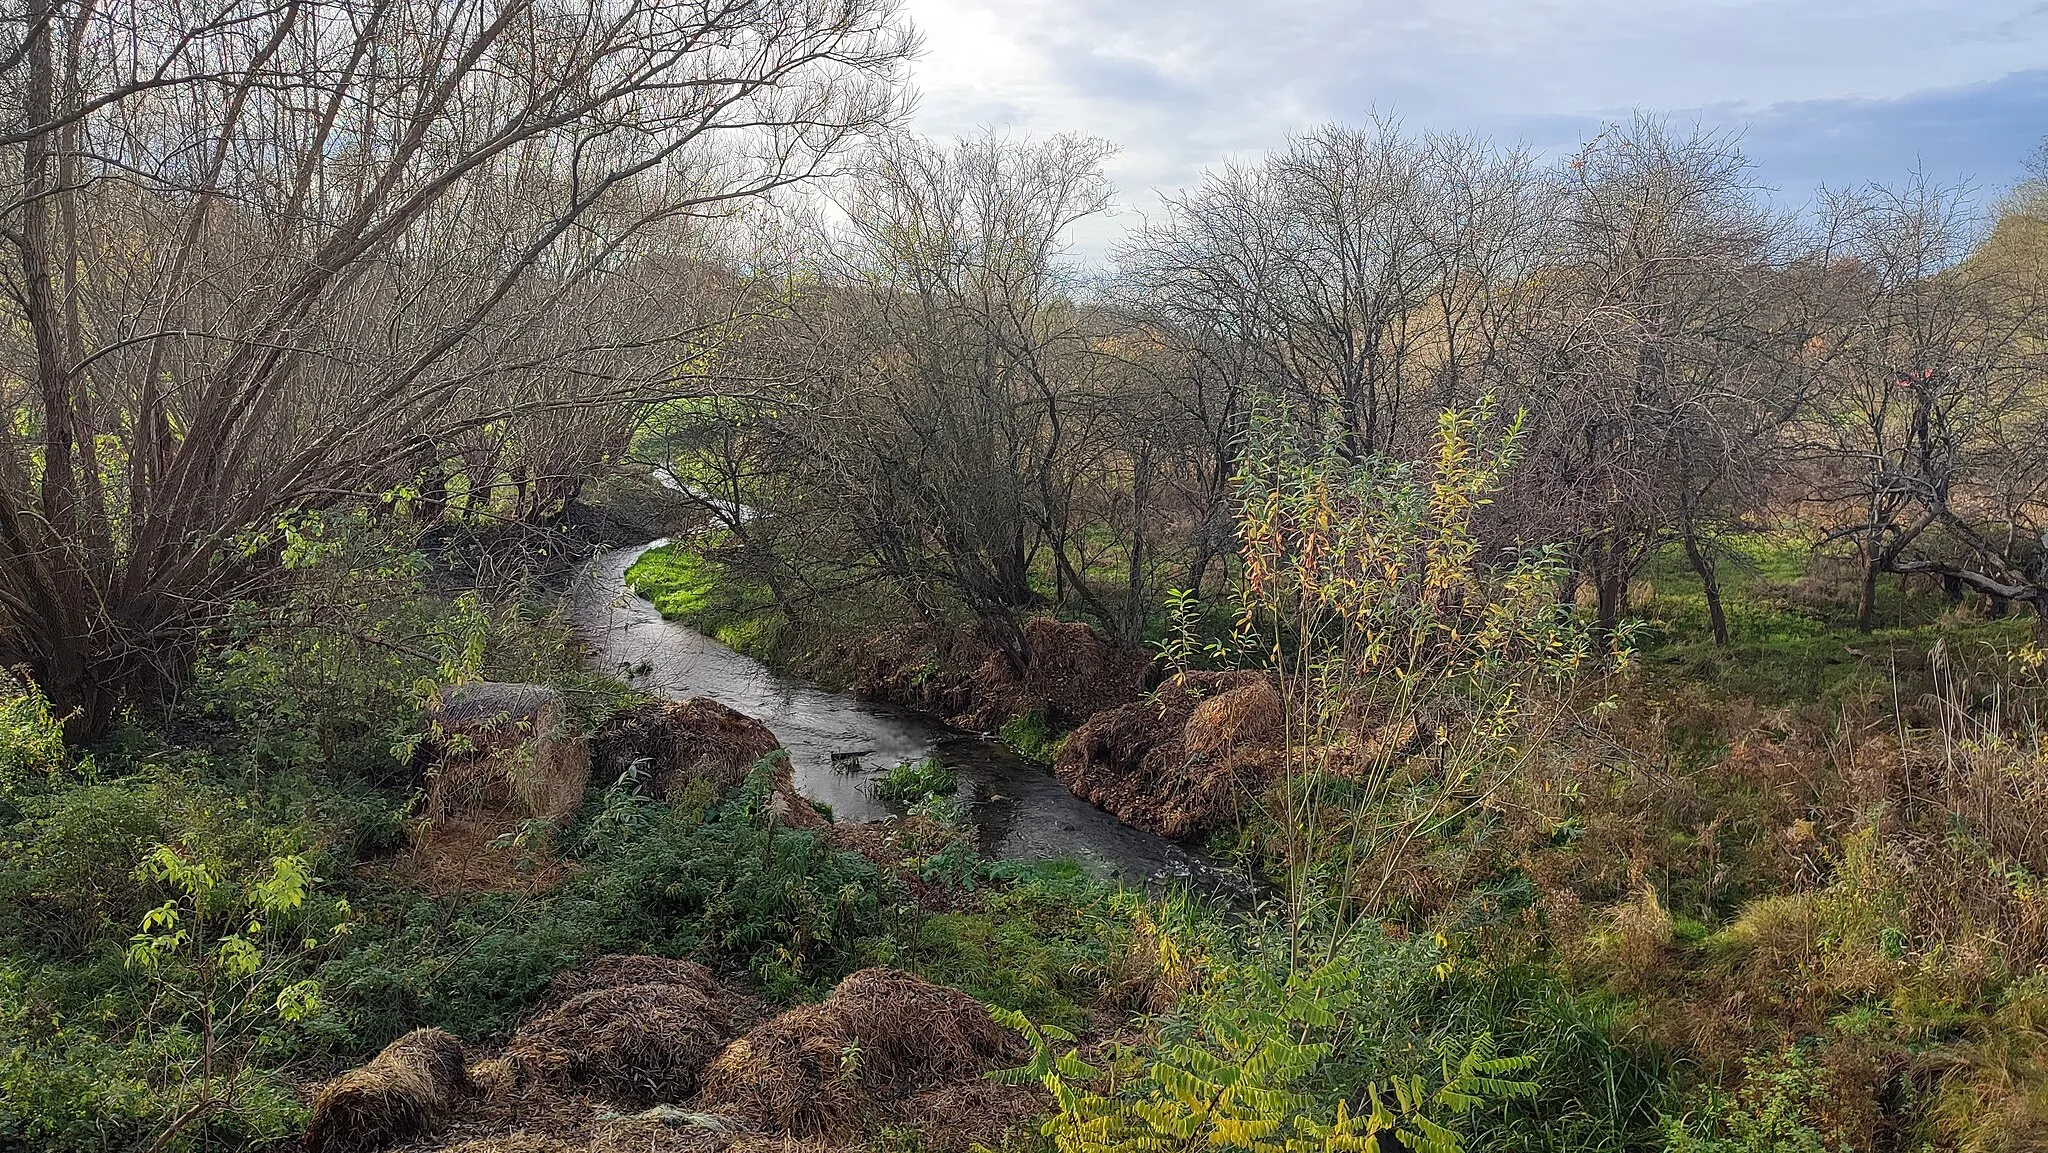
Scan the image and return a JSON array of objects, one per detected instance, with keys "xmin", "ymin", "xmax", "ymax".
[{"xmin": 569, "ymin": 543, "xmax": 1249, "ymax": 898}]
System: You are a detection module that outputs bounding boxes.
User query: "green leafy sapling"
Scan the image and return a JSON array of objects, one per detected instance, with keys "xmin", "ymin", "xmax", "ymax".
[{"xmin": 126, "ymin": 846, "xmax": 352, "ymax": 1151}]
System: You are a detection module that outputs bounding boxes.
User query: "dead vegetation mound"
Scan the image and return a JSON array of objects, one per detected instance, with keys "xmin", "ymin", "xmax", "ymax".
[
  {"xmin": 424, "ymin": 682, "xmax": 590, "ymax": 825},
  {"xmin": 1018, "ymin": 617, "xmax": 1158, "ymax": 726},
  {"xmin": 763, "ymin": 751, "xmax": 828, "ymax": 831},
  {"xmin": 306, "ymin": 1028, "xmax": 469, "ymax": 1153},
  {"xmin": 1054, "ymin": 671, "xmax": 1286, "ymax": 838},
  {"xmin": 498, "ymin": 982, "xmax": 731, "ymax": 1105},
  {"xmin": 474, "ymin": 954, "xmax": 751, "ymax": 1107},
  {"xmin": 698, "ymin": 967, "xmax": 1015, "ymax": 1138},
  {"xmin": 407, "ymin": 683, "xmax": 590, "ymax": 892},
  {"xmin": 890, "ymin": 1079, "xmax": 1047, "ymax": 1152},
  {"xmin": 537, "ymin": 953, "xmax": 721, "ymax": 1007},
  {"xmin": 592, "ymin": 698, "xmax": 782, "ymax": 798},
  {"xmin": 390, "ymin": 821, "xmax": 581, "ymax": 896}
]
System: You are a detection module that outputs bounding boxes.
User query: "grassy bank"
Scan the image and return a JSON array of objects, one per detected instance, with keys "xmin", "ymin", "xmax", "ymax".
[
  {"xmin": 624, "ymin": 540, "xmax": 783, "ymax": 660},
  {"xmin": 624, "ymin": 539, "xmax": 1090, "ymax": 761},
  {"xmin": 0, "ymin": 535, "xmax": 1149, "ymax": 1152}
]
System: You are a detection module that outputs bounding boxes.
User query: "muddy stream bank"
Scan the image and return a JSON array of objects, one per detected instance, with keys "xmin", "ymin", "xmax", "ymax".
[{"xmin": 568, "ymin": 543, "xmax": 1249, "ymax": 898}]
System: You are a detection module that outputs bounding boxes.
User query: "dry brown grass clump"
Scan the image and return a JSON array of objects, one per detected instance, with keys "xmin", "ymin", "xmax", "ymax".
[
  {"xmin": 407, "ymin": 682, "xmax": 591, "ymax": 893},
  {"xmin": 889, "ymin": 1079, "xmax": 1046, "ymax": 1152},
  {"xmin": 499, "ymin": 978, "xmax": 734, "ymax": 1105},
  {"xmin": 306, "ymin": 1028, "xmax": 469, "ymax": 1153},
  {"xmin": 698, "ymin": 967, "xmax": 1016, "ymax": 1138},
  {"xmin": 1590, "ymin": 882, "xmax": 1676, "ymax": 986},
  {"xmin": 1055, "ymin": 671, "xmax": 1284, "ymax": 838},
  {"xmin": 391, "ymin": 822, "xmax": 579, "ymax": 896},
  {"xmin": 593, "ymin": 698, "xmax": 783, "ymax": 798},
  {"xmin": 425, "ymin": 682, "xmax": 591, "ymax": 825},
  {"xmin": 536, "ymin": 953, "xmax": 721, "ymax": 1007}
]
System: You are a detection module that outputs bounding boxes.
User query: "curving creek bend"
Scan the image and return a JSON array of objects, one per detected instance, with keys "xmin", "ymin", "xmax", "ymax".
[{"xmin": 568, "ymin": 542, "xmax": 1250, "ymax": 900}]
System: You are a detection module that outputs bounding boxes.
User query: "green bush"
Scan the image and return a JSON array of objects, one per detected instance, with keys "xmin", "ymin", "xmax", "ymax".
[
  {"xmin": 0, "ymin": 987, "xmax": 160, "ymax": 1153},
  {"xmin": 872, "ymin": 757, "xmax": 957, "ymax": 805},
  {"xmin": 1661, "ymin": 1045, "xmax": 1841, "ymax": 1153},
  {"xmin": 0, "ymin": 836, "xmax": 345, "ymax": 1153},
  {"xmin": 0, "ymin": 674, "xmax": 74, "ymax": 805},
  {"xmin": 0, "ymin": 772, "xmax": 308, "ymax": 954},
  {"xmin": 324, "ymin": 759, "xmax": 909, "ymax": 1041},
  {"xmin": 999, "ymin": 710, "xmax": 1065, "ymax": 763},
  {"xmin": 999, "ymin": 942, "xmax": 1539, "ymax": 1153}
]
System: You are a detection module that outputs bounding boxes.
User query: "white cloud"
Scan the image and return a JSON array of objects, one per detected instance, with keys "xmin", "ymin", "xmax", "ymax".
[{"xmin": 898, "ymin": 0, "xmax": 2048, "ymax": 261}]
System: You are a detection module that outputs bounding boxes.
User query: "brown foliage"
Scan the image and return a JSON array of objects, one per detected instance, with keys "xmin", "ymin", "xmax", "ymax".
[
  {"xmin": 1054, "ymin": 671, "xmax": 1284, "ymax": 838},
  {"xmin": 306, "ymin": 1028, "xmax": 469, "ymax": 1153},
  {"xmin": 437, "ymin": 1138, "xmax": 577, "ymax": 1153},
  {"xmin": 391, "ymin": 823, "xmax": 578, "ymax": 896},
  {"xmin": 592, "ymin": 698, "xmax": 783, "ymax": 798},
  {"xmin": 698, "ymin": 967, "xmax": 1017, "ymax": 1138},
  {"xmin": 1018, "ymin": 618, "xmax": 1158, "ymax": 726}
]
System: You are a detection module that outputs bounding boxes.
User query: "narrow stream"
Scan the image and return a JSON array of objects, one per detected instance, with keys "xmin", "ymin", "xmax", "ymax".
[{"xmin": 568, "ymin": 543, "xmax": 1247, "ymax": 897}]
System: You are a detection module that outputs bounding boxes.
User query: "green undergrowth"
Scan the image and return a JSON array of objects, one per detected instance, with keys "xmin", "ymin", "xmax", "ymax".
[
  {"xmin": 624, "ymin": 540, "xmax": 781, "ymax": 659},
  {"xmin": 0, "ymin": 580, "xmax": 1151, "ymax": 1152},
  {"xmin": 999, "ymin": 709, "xmax": 1066, "ymax": 762},
  {"xmin": 995, "ymin": 889, "xmax": 1673, "ymax": 1153},
  {"xmin": 871, "ymin": 756, "xmax": 958, "ymax": 805},
  {"xmin": 906, "ymin": 858, "xmax": 1129, "ymax": 1032}
]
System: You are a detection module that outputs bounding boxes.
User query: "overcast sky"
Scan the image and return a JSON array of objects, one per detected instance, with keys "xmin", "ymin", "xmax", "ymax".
[{"xmin": 898, "ymin": 0, "xmax": 2048, "ymax": 262}]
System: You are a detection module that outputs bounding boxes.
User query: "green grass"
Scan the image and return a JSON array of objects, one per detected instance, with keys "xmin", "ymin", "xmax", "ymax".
[
  {"xmin": 904, "ymin": 859, "xmax": 1131, "ymax": 1029},
  {"xmin": 998, "ymin": 709, "xmax": 1066, "ymax": 763},
  {"xmin": 1630, "ymin": 535, "xmax": 2036, "ymax": 707},
  {"xmin": 871, "ymin": 756, "xmax": 957, "ymax": 805},
  {"xmin": 623, "ymin": 541, "xmax": 780, "ymax": 658}
]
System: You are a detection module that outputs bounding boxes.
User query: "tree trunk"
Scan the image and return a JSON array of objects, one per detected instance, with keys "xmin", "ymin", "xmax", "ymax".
[
  {"xmin": 1120, "ymin": 450, "xmax": 1152, "ymax": 642},
  {"xmin": 1590, "ymin": 535, "xmax": 1632, "ymax": 640},
  {"xmin": 981, "ymin": 611, "xmax": 1029, "ymax": 676},
  {"xmin": 1856, "ymin": 549, "xmax": 1881, "ymax": 633},
  {"xmin": 1681, "ymin": 532, "xmax": 1729, "ymax": 646}
]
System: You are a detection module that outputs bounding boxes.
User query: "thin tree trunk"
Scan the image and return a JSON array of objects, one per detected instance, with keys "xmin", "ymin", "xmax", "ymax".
[
  {"xmin": 1857, "ymin": 551, "xmax": 1880, "ymax": 633},
  {"xmin": 1681, "ymin": 532, "xmax": 1729, "ymax": 646}
]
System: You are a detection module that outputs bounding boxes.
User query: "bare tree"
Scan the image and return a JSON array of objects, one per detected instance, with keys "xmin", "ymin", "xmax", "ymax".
[
  {"xmin": 1116, "ymin": 119, "xmax": 1551, "ymax": 592},
  {"xmin": 1804, "ymin": 176, "xmax": 2048, "ymax": 636},
  {"xmin": 1510, "ymin": 118, "xmax": 1799, "ymax": 640},
  {"xmin": 657, "ymin": 132, "xmax": 1129, "ymax": 664},
  {"xmin": 0, "ymin": 0, "xmax": 915, "ymax": 734}
]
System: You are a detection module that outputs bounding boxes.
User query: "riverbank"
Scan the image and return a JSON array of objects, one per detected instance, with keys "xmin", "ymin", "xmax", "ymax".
[
  {"xmin": 0, "ymin": 525, "xmax": 1198, "ymax": 1151},
  {"xmin": 581, "ymin": 542, "xmax": 1241, "ymax": 894},
  {"xmin": 621, "ymin": 539, "xmax": 1158, "ymax": 751}
]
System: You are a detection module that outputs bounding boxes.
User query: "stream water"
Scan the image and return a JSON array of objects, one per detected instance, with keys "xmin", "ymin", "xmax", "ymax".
[{"xmin": 568, "ymin": 543, "xmax": 1247, "ymax": 896}]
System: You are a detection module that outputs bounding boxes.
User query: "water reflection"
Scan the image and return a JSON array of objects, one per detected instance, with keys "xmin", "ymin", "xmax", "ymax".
[{"xmin": 568, "ymin": 544, "xmax": 1250, "ymax": 899}]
